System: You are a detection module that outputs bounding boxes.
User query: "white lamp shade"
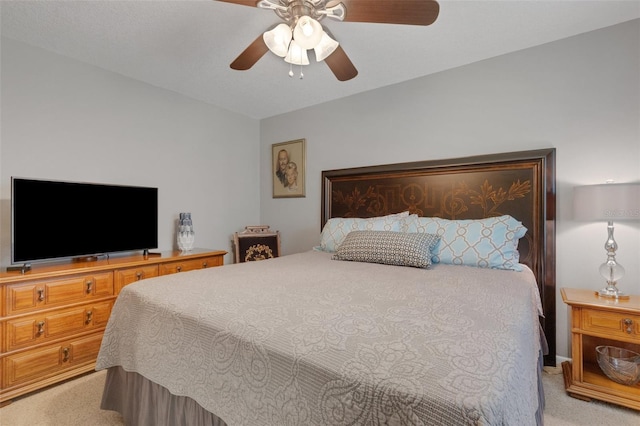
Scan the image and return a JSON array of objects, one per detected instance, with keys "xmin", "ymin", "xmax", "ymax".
[
  {"xmin": 284, "ymin": 40, "xmax": 309, "ymax": 65},
  {"xmin": 263, "ymin": 24, "xmax": 292, "ymax": 57},
  {"xmin": 314, "ymin": 31, "xmax": 339, "ymax": 62},
  {"xmin": 573, "ymin": 183, "xmax": 640, "ymax": 221},
  {"xmin": 293, "ymin": 16, "xmax": 323, "ymax": 49}
]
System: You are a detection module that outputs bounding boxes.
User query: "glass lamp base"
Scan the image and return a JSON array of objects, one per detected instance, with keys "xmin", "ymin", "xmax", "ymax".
[{"xmin": 597, "ymin": 285, "xmax": 629, "ymax": 300}]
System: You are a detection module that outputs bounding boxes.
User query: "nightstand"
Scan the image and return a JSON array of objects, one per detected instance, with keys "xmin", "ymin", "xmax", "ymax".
[{"xmin": 561, "ymin": 288, "xmax": 640, "ymax": 410}]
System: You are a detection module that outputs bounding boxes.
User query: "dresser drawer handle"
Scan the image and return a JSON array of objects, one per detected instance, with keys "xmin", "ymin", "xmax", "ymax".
[
  {"xmin": 136, "ymin": 271, "xmax": 144, "ymax": 280},
  {"xmin": 37, "ymin": 288, "xmax": 45, "ymax": 302},
  {"xmin": 624, "ymin": 318, "xmax": 633, "ymax": 334},
  {"xmin": 177, "ymin": 266, "xmax": 182, "ymax": 272},
  {"xmin": 85, "ymin": 280, "xmax": 93, "ymax": 294},
  {"xmin": 36, "ymin": 321, "xmax": 45, "ymax": 336},
  {"xmin": 86, "ymin": 311, "xmax": 93, "ymax": 324},
  {"xmin": 202, "ymin": 261, "xmax": 208, "ymax": 268},
  {"xmin": 62, "ymin": 347, "xmax": 70, "ymax": 362}
]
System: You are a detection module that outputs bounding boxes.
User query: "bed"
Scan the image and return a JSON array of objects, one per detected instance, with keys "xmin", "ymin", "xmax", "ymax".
[{"xmin": 96, "ymin": 148, "xmax": 556, "ymax": 425}]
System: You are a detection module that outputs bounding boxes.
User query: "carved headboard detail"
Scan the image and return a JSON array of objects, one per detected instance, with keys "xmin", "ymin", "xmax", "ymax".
[{"xmin": 321, "ymin": 148, "xmax": 556, "ymax": 365}]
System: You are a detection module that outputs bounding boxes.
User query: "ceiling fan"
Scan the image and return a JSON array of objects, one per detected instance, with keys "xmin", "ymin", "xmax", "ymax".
[{"xmin": 217, "ymin": 0, "xmax": 440, "ymax": 81}]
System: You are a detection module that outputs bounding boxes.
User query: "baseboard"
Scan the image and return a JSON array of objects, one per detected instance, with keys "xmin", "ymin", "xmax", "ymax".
[{"xmin": 544, "ymin": 355, "xmax": 571, "ymax": 375}]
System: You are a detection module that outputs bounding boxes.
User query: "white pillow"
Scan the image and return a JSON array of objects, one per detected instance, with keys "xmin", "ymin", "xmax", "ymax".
[{"xmin": 319, "ymin": 211, "xmax": 409, "ymax": 253}]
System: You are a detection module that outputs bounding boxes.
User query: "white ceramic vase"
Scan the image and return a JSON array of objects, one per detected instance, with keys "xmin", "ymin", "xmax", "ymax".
[{"xmin": 177, "ymin": 212, "xmax": 195, "ymax": 252}]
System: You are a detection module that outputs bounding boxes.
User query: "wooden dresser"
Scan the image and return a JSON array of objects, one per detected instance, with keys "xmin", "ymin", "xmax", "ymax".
[{"xmin": 0, "ymin": 248, "xmax": 226, "ymax": 404}]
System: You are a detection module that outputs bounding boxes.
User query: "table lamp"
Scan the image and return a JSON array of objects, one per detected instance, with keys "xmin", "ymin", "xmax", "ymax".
[{"xmin": 573, "ymin": 182, "xmax": 640, "ymax": 299}]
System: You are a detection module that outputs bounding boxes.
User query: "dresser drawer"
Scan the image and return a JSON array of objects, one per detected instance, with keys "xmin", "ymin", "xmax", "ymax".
[
  {"xmin": 5, "ymin": 272, "xmax": 114, "ymax": 315},
  {"xmin": 581, "ymin": 308, "xmax": 640, "ymax": 340},
  {"xmin": 114, "ymin": 265, "xmax": 159, "ymax": 294},
  {"xmin": 158, "ymin": 256, "xmax": 223, "ymax": 275},
  {"xmin": 5, "ymin": 300, "xmax": 113, "ymax": 352},
  {"xmin": 2, "ymin": 333, "xmax": 104, "ymax": 388}
]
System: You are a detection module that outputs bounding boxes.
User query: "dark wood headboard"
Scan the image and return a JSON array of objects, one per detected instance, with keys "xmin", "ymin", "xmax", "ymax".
[{"xmin": 321, "ymin": 149, "xmax": 556, "ymax": 366}]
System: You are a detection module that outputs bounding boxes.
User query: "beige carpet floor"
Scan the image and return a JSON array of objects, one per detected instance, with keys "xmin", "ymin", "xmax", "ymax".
[{"xmin": 0, "ymin": 368, "xmax": 638, "ymax": 425}]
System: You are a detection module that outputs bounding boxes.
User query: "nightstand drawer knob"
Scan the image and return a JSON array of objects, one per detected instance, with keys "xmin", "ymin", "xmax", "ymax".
[{"xmin": 623, "ymin": 318, "xmax": 633, "ymax": 334}]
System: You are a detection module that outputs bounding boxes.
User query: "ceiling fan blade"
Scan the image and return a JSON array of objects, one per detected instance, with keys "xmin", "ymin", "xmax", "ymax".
[
  {"xmin": 331, "ymin": 0, "xmax": 439, "ymax": 26},
  {"xmin": 215, "ymin": 0, "xmax": 260, "ymax": 7},
  {"xmin": 230, "ymin": 35, "xmax": 270, "ymax": 70},
  {"xmin": 324, "ymin": 46, "xmax": 358, "ymax": 81}
]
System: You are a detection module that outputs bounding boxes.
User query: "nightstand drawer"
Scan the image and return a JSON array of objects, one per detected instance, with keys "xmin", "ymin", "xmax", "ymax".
[{"xmin": 582, "ymin": 309, "xmax": 640, "ymax": 340}]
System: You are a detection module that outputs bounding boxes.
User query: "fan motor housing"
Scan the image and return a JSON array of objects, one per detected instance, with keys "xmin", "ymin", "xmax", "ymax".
[{"xmin": 276, "ymin": 0, "xmax": 325, "ymax": 24}]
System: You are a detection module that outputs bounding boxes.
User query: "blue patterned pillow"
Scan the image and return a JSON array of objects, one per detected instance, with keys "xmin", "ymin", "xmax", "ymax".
[
  {"xmin": 332, "ymin": 230, "xmax": 440, "ymax": 269},
  {"xmin": 319, "ymin": 212, "xmax": 409, "ymax": 253},
  {"xmin": 402, "ymin": 215, "xmax": 527, "ymax": 271}
]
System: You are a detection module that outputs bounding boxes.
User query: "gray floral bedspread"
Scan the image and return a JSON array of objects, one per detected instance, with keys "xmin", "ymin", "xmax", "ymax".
[{"xmin": 96, "ymin": 250, "xmax": 543, "ymax": 425}]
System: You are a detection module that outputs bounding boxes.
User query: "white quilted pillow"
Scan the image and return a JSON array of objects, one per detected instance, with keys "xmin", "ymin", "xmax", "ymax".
[{"xmin": 318, "ymin": 211, "xmax": 409, "ymax": 253}]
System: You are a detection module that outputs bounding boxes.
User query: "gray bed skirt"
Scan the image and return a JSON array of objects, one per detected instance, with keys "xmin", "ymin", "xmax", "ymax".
[
  {"xmin": 101, "ymin": 349, "xmax": 547, "ymax": 426},
  {"xmin": 100, "ymin": 366, "xmax": 228, "ymax": 426}
]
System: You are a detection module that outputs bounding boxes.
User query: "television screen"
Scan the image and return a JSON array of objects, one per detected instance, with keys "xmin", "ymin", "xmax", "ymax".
[{"xmin": 11, "ymin": 177, "xmax": 158, "ymax": 264}]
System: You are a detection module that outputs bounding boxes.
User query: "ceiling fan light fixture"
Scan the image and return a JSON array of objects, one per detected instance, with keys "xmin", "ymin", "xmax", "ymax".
[
  {"xmin": 225, "ymin": 0, "xmax": 440, "ymax": 81},
  {"xmin": 314, "ymin": 31, "xmax": 339, "ymax": 62},
  {"xmin": 284, "ymin": 40, "xmax": 310, "ymax": 65},
  {"xmin": 263, "ymin": 23, "xmax": 292, "ymax": 57},
  {"xmin": 293, "ymin": 16, "xmax": 323, "ymax": 49}
]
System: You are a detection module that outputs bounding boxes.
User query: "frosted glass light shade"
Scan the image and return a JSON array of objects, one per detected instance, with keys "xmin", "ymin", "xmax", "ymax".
[
  {"xmin": 293, "ymin": 16, "xmax": 323, "ymax": 49},
  {"xmin": 314, "ymin": 32, "xmax": 339, "ymax": 62},
  {"xmin": 573, "ymin": 183, "xmax": 640, "ymax": 222},
  {"xmin": 284, "ymin": 40, "xmax": 309, "ymax": 65},
  {"xmin": 263, "ymin": 24, "xmax": 292, "ymax": 57}
]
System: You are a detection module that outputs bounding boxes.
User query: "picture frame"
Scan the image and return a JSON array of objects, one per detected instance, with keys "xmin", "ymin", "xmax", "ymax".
[
  {"xmin": 272, "ymin": 138, "xmax": 306, "ymax": 198},
  {"xmin": 233, "ymin": 226, "xmax": 281, "ymax": 263}
]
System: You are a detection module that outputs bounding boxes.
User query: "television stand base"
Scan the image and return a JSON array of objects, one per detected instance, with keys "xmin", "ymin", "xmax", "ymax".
[
  {"xmin": 6, "ymin": 264, "xmax": 32, "ymax": 274},
  {"xmin": 143, "ymin": 249, "xmax": 162, "ymax": 257},
  {"xmin": 72, "ymin": 256, "xmax": 100, "ymax": 263}
]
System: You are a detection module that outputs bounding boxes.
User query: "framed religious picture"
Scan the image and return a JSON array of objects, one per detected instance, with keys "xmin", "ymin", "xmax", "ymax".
[{"xmin": 272, "ymin": 138, "xmax": 306, "ymax": 198}]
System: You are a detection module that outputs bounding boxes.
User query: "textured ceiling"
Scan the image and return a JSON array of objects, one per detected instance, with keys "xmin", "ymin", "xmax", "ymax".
[{"xmin": 2, "ymin": 1, "xmax": 639, "ymax": 119}]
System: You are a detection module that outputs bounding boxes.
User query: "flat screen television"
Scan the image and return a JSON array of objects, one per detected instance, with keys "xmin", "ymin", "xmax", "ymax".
[{"xmin": 11, "ymin": 177, "xmax": 158, "ymax": 265}]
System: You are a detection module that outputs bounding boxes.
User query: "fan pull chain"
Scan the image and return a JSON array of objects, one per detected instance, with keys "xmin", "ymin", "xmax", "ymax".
[{"xmin": 288, "ymin": 64, "xmax": 304, "ymax": 79}]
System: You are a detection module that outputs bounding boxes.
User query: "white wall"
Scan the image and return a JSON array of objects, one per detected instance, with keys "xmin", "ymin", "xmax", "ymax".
[
  {"xmin": 0, "ymin": 38, "xmax": 261, "ymax": 265},
  {"xmin": 260, "ymin": 20, "xmax": 640, "ymax": 359}
]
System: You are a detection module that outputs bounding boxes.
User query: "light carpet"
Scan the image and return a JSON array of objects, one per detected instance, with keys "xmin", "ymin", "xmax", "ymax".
[{"xmin": 0, "ymin": 368, "xmax": 638, "ymax": 425}]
